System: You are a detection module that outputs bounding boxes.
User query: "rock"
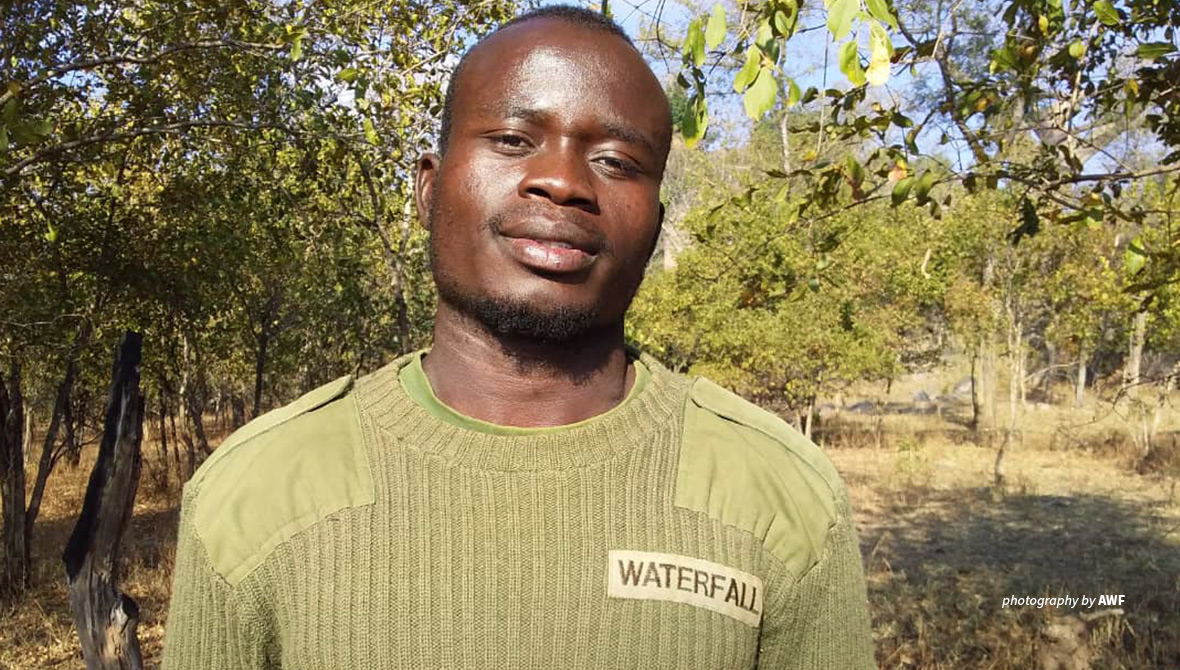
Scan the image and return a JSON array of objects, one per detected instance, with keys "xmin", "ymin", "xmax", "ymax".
[{"xmin": 912, "ymin": 390, "xmax": 932, "ymax": 403}]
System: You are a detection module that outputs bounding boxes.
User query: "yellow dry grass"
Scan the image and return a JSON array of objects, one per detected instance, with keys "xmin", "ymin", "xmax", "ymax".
[{"xmin": 831, "ymin": 425, "xmax": 1180, "ymax": 669}]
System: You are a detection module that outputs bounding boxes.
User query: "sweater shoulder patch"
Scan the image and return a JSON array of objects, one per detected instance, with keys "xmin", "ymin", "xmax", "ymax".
[
  {"xmin": 188, "ymin": 375, "xmax": 374, "ymax": 586},
  {"xmin": 675, "ymin": 377, "xmax": 841, "ymax": 579}
]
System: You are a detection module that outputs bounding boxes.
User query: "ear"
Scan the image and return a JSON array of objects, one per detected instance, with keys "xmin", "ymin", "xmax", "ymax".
[{"xmin": 414, "ymin": 153, "xmax": 442, "ymax": 231}]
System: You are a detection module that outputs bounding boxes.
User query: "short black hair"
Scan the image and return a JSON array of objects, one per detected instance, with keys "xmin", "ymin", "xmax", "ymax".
[{"xmin": 437, "ymin": 5, "xmax": 636, "ymax": 155}]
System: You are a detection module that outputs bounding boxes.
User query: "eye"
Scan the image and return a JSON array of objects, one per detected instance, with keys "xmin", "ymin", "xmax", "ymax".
[
  {"xmin": 487, "ymin": 132, "xmax": 533, "ymax": 153},
  {"xmin": 595, "ymin": 155, "xmax": 641, "ymax": 178}
]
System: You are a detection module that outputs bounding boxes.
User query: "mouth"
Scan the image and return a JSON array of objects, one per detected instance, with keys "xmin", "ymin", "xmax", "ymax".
[
  {"xmin": 501, "ymin": 236, "xmax": 598, "ymax": 274},
  {"xmin": 496, "ymin": 218, "xmax": 604, "ymax": 275}
]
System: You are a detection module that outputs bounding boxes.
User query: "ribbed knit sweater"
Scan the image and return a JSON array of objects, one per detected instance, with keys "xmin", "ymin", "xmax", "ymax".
[{"xmin": 162, "ymin": 350, "xmax": 875, "ymax": 669}]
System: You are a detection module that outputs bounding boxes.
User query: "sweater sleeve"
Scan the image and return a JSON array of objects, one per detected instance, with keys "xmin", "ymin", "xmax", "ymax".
[
  {"xmin": 756, "ymin": 496, "xmax": 877, "ymax": 669},
  {"xmin": 162, "ymin": 489, "xmax": 271, "ymax": 670}
]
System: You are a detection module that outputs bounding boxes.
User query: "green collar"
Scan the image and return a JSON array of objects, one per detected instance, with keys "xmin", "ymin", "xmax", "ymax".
[{"xmin": 398, "ymin": 349, "xmax": 650, "ymax": 436}]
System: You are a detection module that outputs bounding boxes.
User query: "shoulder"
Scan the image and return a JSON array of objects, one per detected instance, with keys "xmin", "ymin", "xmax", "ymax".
[
  {"xmin": 674, "ymin": 376, "xmax": 846, "ymax": 579},
  {"xmin": 184, "ymin": 375, "xmax": 375, "ymax": 586}
]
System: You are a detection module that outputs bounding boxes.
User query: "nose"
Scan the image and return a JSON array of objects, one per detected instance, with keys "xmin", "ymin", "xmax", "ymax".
[{"xmin": 518, "ymin": 140, "xmax": 599, "ymax": 213}]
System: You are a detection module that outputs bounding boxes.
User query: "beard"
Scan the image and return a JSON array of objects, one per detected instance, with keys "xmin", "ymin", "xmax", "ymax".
[
  {"xmin": 437, "ymin": 284, "xmax": 602, "ymax": 343},
  {"xmin": 428, "ymin": 204, "xmax": 610, "ymax": 344}
]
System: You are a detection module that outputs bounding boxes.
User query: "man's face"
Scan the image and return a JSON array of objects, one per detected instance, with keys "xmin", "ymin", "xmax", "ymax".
[{"xmin": 416, "ymin": 18, "xmax": 671, "ymax": 342}]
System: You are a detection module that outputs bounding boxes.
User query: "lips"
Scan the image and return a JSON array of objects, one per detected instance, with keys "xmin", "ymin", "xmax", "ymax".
[{"xmin": 497, "ymin": 220, "xmax": 603, "ymax": 274}]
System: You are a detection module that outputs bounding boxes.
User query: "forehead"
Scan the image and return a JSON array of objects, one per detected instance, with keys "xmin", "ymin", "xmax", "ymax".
[{"xmin": 453, "ymin": 19, "xmax": 670, "ymax": 142}]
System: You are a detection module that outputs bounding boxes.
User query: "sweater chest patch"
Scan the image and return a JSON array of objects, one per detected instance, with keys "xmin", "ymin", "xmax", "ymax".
[{"xmin": 607, "ymin": 550, "xmax": 764, "ymax": 627}]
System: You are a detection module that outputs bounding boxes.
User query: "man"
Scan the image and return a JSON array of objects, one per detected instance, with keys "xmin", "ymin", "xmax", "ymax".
[{"xmin": 163, "ymin": 6, "xmax": 875, "ymax": 669}]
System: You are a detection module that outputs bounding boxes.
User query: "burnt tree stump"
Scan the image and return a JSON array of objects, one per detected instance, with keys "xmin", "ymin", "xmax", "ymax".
[{"xmin": 63, "ymin": 331, "xmax": 145, "ymax": 670}]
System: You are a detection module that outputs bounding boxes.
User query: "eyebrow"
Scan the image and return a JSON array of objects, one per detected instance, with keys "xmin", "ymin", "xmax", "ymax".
[{"xmin": 495, "ymin": 104, "xmax": 658, "ymax": 157}]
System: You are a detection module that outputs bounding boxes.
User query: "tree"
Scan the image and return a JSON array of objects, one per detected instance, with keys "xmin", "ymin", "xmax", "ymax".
[{"xmin": 0, "ymin": 0, "xmax": 516, "ymax": 596}]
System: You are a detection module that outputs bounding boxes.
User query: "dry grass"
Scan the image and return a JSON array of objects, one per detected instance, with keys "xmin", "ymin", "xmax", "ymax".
[
  {"xmin": 3, "ymin": 406, "xmax": 1179, "ymax": 669},
  {"xmin": 0, "ymin": 419, "xmax": 235, "ymax": 670},
  {"xmin": 831, "ymin": 432, "xmax": 1180, "ymax": 669}
]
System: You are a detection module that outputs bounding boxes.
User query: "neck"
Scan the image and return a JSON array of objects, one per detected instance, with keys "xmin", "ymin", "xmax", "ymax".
[{"xmin": 423, "ymin": 302, "xmax": 635, "ymax": 428}]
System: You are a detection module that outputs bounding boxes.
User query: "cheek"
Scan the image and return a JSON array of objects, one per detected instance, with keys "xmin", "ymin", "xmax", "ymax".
[{"xmin": 609, "ymin": 195, "xmax": 661, "ymax": 258}]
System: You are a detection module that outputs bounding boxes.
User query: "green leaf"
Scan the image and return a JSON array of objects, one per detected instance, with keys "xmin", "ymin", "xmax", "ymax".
[
  {"xmin": 865, "ymin": 0, "xmax": 898, "ymax": 30},
  {"xmin": 838, "ymin": 40, "xmax": 866, "ymax": 87},
  {"xmin": 913, "ymin": 170, "xmax": 935, "ymax": 204},
  {"xmin": 363, "ymin": 118, "xmax": 379, "ymax": 144},
  {"xmin": 337, "ymin": 67, "xmax": 359, "ymax": 82},
  {"xmin": 845, "ymin": 155, "xmax": 865, "ymax": 186},
  {"xmin": 755, "ymin": 19, "xmax": 778, "ymax": 62},
  {"xmin": 44, "ymin": 222, "xmax": 57, "ymax": 244},
  {"xmin": 1137, "ymin": 42, "xmax": 1176, "ymax": 61},
  {"xmin": 0, "ymin": 126, "xmax": 6, "ymax": 152},
  {"xmin": 682, "ymin": 95, "xmax": 709, "ymax": 148},
  {"xmin": 1093, "ymin": 1, "xmax": 1120, "ymax": 27},
  {"xmin": 1, "ymin": 99, "xmax": 16, "ymax": 125},
  {"xmin": 785, "ymin": 77, "xmax": 802, "ymax": 107},
  {"xmin": 866, "ymin": 21, "xmax": 893, "ymax": 86},
  {"xmin": 891, "ymin": 175, "xmax": 914, "ymax": 206},
  {"xmin": 685, "ymin": 19, "xmax": 706, "ymax": 67},
  {"xmin": 1068, "ymin": 40, "xmax": 1086, "ymax": 59},
  {"xmin": 1124, "ymin": 237, "xmax": 1147, "ymax": 276},
  {"xmin": 706, "ymin": 3, "xmax": 727, "ymax": 50},
  {"xmin": 743, "ymin": 67, "xmax": 777, "ymax": 118},
  {"xmin": 990, "ymin": 46, "xmax": 1018, "ymax": 73},
  {"xmin": 825, "ymin": 0, "xmax": 858, "ymax": 41},
  {"xmin": 769, "ymin": 8, "xmax": 788, "ymax": 36},
  {"xmin": 733, "ymin": 46, "xmax": 761, "ymax": 93},
  {"xmin": 290, "ymin": 33, "xmax": 304, "ymax": 61}
]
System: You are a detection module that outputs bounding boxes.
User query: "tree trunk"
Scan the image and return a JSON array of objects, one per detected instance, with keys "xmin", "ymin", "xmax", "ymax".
[
  {"xmin": 803, "ymin": 395, "xmax": 815, "ymax": 440},
  {"xmin": 252, "ymin": 327, "xmax": 269, "ymax": 420},
  {"xmin": 177, "ymin": 335, "xmax": 207, "ymax": 478},
  {"xmin": 1148, "ymin": 360, "xmax": 1180, "ymax": 457},
  {"xmin": 0, "ymin": 361, "xmax": 28, "ymax": 599},
  {"xmin": 154, "ymin": 389, "xmax": 170, "ymax": 491},
  {"xmin": 1016, "ymin": 324, "xmax": 1026, "ymax": 408},
  {"xmin": 1125, "ymin": 308, "xmax": 1147, "ymax": 398},
  {"xmin": 63, "ymin": 331, "xmax": 145, "ymax": 670},
  {"xmin": 231, "ymin": 394, "xmax": 246, "ymax": 430},
  {"xmin": 64, "ymin": 384, "xmax": 80, "ymax": 467},
  {"xmin": 981, "ymin": 337, "xmax": 997, "ymax": 434},
  {"xmin": 23, "ymin": 409, "xmax": 33, "ymax": 468},
  {"xmin": 995, "ymin": 315, "xmax": 1021, "ymax": 490},
  {"xmin": 970, "ymin": 348, "xmax": 983, "ymax": 433},
  {"xmin": 1125, "ymin": 307, "xmax": 1150, "ymax": 454},
  {"xmin": 167, "ymin": 409, "xmax": 182, "ymax": 483},
  {"xmin": 184, "ymin": 386, "xmax": 209, "ymax": 472},
  {"xmin": 978, "ymin": 253, "xmax": 998, "ymax": 438},
  {"xmin": 1075, "ymin": 346, "xmax": 1087, "ymax": 408},
  {"xmin": 27, "ymin": 320, "xmax": 92, "ymax": 563}
]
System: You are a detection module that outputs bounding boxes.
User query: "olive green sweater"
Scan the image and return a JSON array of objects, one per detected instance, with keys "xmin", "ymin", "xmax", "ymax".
[{"xmin": 163, "ymin": 351, "xmax": 875, "ymax": 669}]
